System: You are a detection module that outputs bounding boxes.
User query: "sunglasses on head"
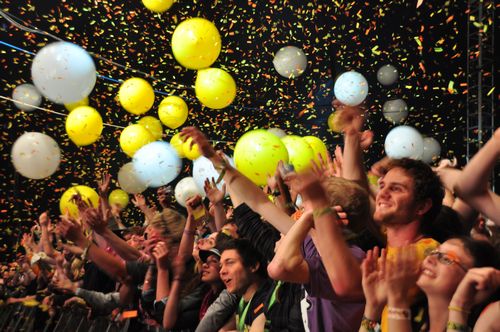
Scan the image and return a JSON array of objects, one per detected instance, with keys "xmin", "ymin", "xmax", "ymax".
[{"xmin": 427, "ymin": 249, "xmax": 469, "ymax": 272}]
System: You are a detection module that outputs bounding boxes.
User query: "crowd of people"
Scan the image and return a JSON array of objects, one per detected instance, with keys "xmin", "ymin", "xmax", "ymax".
[{"xmin": 1, "ymin": 102, "xmax": 499, "ymax": 332}]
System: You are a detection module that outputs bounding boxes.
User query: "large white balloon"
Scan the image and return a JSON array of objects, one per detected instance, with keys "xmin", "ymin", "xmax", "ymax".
[
  {"xmin": 175, "ymin": 177, "xmax": 204, "ymax": 207},
  {"xmin": 334, "ymin": 71, "xmax": 369, "ymax": 106},
  {"xmin": 192, "ymin": 155, "xmax": 234, "ymax": 194},
  {"xmin": 11, "ymin": 132, "xmax": 60, "ymax": 179},
  {"xmin": 267, "ymin": 127, "xmax": 287, "ymax": 138},
  {"xmin": 31, "ymin": 41, "xmax": 96, "ymax": 104},
  {"xmin": 117, "ymin": 162, "xmax": 148, "ymax": 194},
  {"xmin": 272, "ymin": 46, "xmax": 307, "ymax": 78},
  {"xmin": 421, "ymin": 137, "xmax": 441, "ymax": 164},
  {"xmin": 384, "ymin": 126, "xmax": 424, "ymax": 160},
  {"xmin": 377, "ymin": 64, "xmax": 398, "ymax": 86},
  {"xmin": 133, "ymin": 141, "xmax": 182, "ymax": 188},
  {"xmin": 12, "ymin": 84, "xmax": 42, "ymax": 111},
  {"xmin": 382, "ymin": 99, "xmax": 408, "ymax": 124}
]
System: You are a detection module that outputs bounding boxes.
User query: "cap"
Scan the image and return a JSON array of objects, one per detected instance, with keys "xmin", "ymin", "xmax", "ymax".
[{"xmin": 199, "ymin": 248, "xmax": 221, "ymax": 263}]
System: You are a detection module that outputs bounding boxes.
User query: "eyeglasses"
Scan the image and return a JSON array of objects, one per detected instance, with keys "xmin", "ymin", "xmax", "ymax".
[{"xmin": 427, "ymin": 249, "xmax": 469, "ymax": 272}]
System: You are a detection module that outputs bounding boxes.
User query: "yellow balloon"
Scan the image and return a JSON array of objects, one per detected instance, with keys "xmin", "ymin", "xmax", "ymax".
[
  {"xmin": 120, "ymin": 124, "xmax": 155, "ymax": 157},
  {"xmin": 65, "ymin": 96, "xmax": 89, "ymax": 112},
  {"xmin": 281, "ymin": 136, "xmax": 315, "ymax": 173},
  {"xmin": 108, "ymin": 189, "xmax": 129, "ymax": 208},
  {"xmin": 367, "ymin": 172, "xmax": 380, "ymax": 185},
  {"xmin": 303, "ymin": 136, "xmax": 328, "ymax": 164},
  {"xmin": 182, "ymin": 137, "xmax": 201, "ymax": 160},
  {"xmin": 171, "ymin": 18, "xmax": 221, "ymax": 70},
  {"xmin": 142, "ymin": 0, "xmax": 173, "ymax": 12},
  {"xmin": 158, "ymin": 96, "xmax": 188, "ymax": 129},
  {"xmin": 118, "ymin": 78, "xmax": 155, "ymax": 115},
  {"xmin": 234, "ymin": 129, "xmax": 289, "ymax": 186},
  {"xmin": 65, "ymin": 106, "xmax": 103, "ymax": 146},
  {"xmin": 328, "ymin": 111, "xmax": 342, "ymax": 133},
  {"xmin": 60, "ymin": 185, "xmax": 99, "ymax": 218},
  {"xmin": 195, "ymin": 68, "xmax": 236, "ymax": 109},
  {"xmin": 170, "ymin": 132, "xmax": 185, "ymax": 158},
  {"xmin": 137, "ymin": 116, "xmax": 163, "ymax": 140}
]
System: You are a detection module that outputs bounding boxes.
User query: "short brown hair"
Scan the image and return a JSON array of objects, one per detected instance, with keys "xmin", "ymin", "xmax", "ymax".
[{"xmin": 323, "ymin": 177, "xmax": 371, "ymax": 233}]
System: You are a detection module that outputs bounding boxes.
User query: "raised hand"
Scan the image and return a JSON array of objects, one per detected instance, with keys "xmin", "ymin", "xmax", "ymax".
[
  {"xmin": 180, "ymin": 127, "xmax": 216, "ymax": 159},
  {"xmin": 385, "ymin": 245, "xmax": 420, "ymax": 306},
  {"xmin": 204, "ymin": 178, "xmax": 226, "ymax": 206},
  {"xmin": 450, "ymin": 267, "xmax": 500, "ymax": 309},
  {"xmin": 58, "ymin": 212, "xmax": 86, "ymax": 246},
  {"xmin": 97, "ymin": 173, "xmax": 112, "ymax": 196},
  {"xmin": 39, "ymin": 211, "xmax": 50, "ymax": 228},
  {"xmin": 152, "ymin": 241, "xmax": 170, "ymax": 270},
  {"xmin": 82, "ymin": 205, "xmax": 109, "ymax": 235},
  {"xmin": 361, "ymin": 246, "xmax": 388, "ymax": 318},
  {"xmin": 131, "ymin": 193, "xmax": 147, "ymax": 208}
]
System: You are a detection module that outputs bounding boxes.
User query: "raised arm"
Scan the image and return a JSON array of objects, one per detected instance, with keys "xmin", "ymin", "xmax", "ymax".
[
  {"xmin": 293, "ymin": 171, "xmax": 364, "ymax": 298},
  {"xmin": 267, "ymin": 210, "xmax": 313, "ymax": 284},
  {"xmin": 181, "ymin": 127, "xmax": 294, "ymax": 235},
  {"xmin": 39, "ymin": 212, "xmax": 55, "ymax": 258},
  {"xmin": 204, "ymin": 178, "xmax": 227, "ymax": 231},
  {"xmin": 453, "ymin": 128, "xmax": 500, "ymax": 224},
  {"xmin": 58, "ymin": 213, "xmax": 128, "ymax": 282}
]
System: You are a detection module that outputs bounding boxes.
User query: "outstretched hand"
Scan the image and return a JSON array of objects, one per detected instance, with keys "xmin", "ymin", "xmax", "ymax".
[
  {"xmin": 204, "ymin": 178, "xmax": 226, "ymax": 205},
  {"xmin": 180, "ymin": 127, "xmax": 216, "ymax": 159},
  {"xmin": 97, "ymin": 173, "xmax": 112, "ymax": 196}
]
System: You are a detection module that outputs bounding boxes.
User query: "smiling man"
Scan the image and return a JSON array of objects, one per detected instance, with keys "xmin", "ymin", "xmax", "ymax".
[{"xmin": 219, "ymin": 238, "xmax": 272, "ymax": 331}]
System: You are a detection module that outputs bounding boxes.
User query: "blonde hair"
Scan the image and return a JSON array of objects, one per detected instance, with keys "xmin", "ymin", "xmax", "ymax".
[{"xmin": 149, "ymin": 208, "xmax": 186, "ymax": 243}]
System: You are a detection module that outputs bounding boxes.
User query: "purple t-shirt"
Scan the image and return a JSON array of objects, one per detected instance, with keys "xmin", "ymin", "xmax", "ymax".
[{"xmin": 303, "ymin": 235, "xmax": 365, "ymax": 332}]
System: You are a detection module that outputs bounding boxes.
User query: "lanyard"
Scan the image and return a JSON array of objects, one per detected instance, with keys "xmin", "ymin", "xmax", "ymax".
[{"xmin": 237, "ymin": 296, "xmax": 253, "ymax": 331}]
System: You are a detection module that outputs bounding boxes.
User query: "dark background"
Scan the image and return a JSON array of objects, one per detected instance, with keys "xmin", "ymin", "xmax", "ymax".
[{"xmin": 0, "ymin": 0, "xmax": 494, "ymax": 259}]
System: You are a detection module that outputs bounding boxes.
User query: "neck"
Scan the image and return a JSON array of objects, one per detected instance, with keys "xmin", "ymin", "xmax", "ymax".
[
  {"xmin": 242, "ymin": 278, "xmax": 262, "ymax": 302},
  {"xmin": 386, "ymin": 220, "xmax": 423, "ymax": 247},
  {"xmin": 427, "ymin": 294, "xmax": 452, "ymax": 332},
  {"xmin": 211, "ymin": 281, "xmax": 224, "ymax": 293}
]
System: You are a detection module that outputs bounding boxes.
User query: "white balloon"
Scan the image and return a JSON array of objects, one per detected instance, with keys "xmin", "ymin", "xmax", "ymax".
[
  {"xmin": 118, "ymin": 162, "xmax": 148, "ymax": 194},
  {"xmin": 12, "ymin": 84, "xmax": 42, "ymax": 111},
  {"xmin": 382, "ymin": 99, "xmax": 408, "ymax": 124},
  {"xmin": 272, "ymin": 46, "xmax": 307, "ymax": 78},
  {"xmin": 377, "ymin": 64, "xmax": 398, "ymax": 86},
  {"xmin": 133, "ymin": 141, "xmax": 182, "ymax": 188},
  {"xmin": 267, "ymin": 128, "xmax": 287, "ymax": 138},
  {"xmin": 334, "ymin": 71, "xmax": 369, "ymax": 106},
  {"xmin": 175, "ymin": 177, "xmax": 204, "ymax": 207},
  {"xmin": 31, "ymin": 41, "xmax": 96, "ymax": 104},
  {"xmin": 11, "ymin": 132, "xmax": 60, "ymax": 179},
  {"xmin": 421, "ymin": 137, "xmax": 441, "ymax": 164},
  {"xmin": 193, "ymin": 155, "xmax": 234, "ymax": 194},
  {"xmin": 384, "ymin": 126, "xmax": 424, "ymax": 160}
]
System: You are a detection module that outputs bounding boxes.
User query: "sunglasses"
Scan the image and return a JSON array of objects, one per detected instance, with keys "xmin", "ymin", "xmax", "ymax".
[{"xmin": 427, "ymin": 249, "xmax": 469, "ymax": 272}]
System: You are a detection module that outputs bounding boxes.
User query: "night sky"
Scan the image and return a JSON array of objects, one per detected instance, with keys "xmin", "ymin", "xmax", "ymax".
[{"xmin": 0, "ymin": 0, "xmax": 488, "ymax": 258}]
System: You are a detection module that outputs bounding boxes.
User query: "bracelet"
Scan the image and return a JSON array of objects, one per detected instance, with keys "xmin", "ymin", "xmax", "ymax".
[
  {"xmin": 214, "ymin": 159, "xmax": 227, "ymax": 184},
  {"xmin": 448, "ymin": 305, "xmax": 470, "ymax": 314},
  {"xmin": 446, "ymin": 321, "xmax": 470, "ymax": 331},
  {"xmin": 183, "ymin": 229, "xmax": 196, "ymax": 236},
  {"xmin": 387, "ymin": 307, "xmax": 411, "ymax": 320},
  {"xmin": 312, "ymin": 206, "xmax": 334, "ymax": 219},
  {"xmin": 361, "ymin": 316, "xmax": 380, "ymax": 332}
]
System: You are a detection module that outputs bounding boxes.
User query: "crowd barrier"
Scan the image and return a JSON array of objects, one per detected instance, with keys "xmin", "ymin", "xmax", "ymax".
[{"xmin": 0, "ymin": 303, "xmax": 129, "ymax": 332}]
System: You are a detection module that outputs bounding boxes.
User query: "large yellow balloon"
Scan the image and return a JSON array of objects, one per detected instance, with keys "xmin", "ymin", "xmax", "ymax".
[
  {"xmin": 171, "ymin": 18, "xmax": 221, "ymax": 70},
  {"xmin": 65, "ymin": 106, "xmax": 103, "ymax": 146},
  {"xmin": 328, "ymin": 111, "xmax": 342, "ymax": 133},
  {"xmin": 170, "ymin": 132, "xmax": 185, "ymax": 158},
  {"xmin": 142, "ymin": 0, "xmax": 173, "ymax": 12},
  {"xmin": 281, "ymin": 136, "xmax": 315, "ymax": 172},
  {"xmin": 108, "ymin": 189, "xmax": 129, "ymax": 208},
  {"xmin": 182, "ymin": 137, "xmax": 201, "ymax": 160},
  {"xmin": 65, "ymin": 96, "xmax": 89, "ymax": 112},
  {"xmin": 195, "ymin": 68, "xmax": 236, "ymax": 109},
  {"xmin": 60, "ymin": 185, "xmax": 99, "ymax": 218},
  {"xmin": 120, "ymin": 124, "xmax": 155, "ymax": 157},
  {"xmin": 303, "ymin": 136, "xmax": 328, "ymax": 164},
  {"xmin": 137, "ymin": 116, "xmax": 163, "ymax": 140},
  {"xmin": 234, "ymin": 130, "xmax": 289, "ymax": 186},
  {"xmin": 158, "ymin": 96, "xmax": 188, "ymax": 129},
  {"xmin": 118, "ymin": 78, "xmax": 155, "ymax": 115}
]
